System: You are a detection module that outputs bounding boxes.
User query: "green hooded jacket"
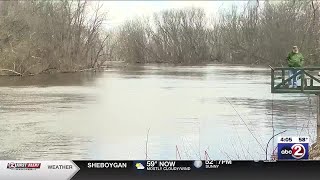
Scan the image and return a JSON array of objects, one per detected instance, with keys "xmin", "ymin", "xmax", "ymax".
[{"xmin": 287, "ymin": 52, "xmax": 304, "ymax": 67}]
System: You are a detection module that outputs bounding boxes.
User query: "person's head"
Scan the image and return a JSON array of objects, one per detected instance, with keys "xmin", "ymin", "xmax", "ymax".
[{"xmin": 292, "ymin": 46, "xmax": 299, "ymax": 53}]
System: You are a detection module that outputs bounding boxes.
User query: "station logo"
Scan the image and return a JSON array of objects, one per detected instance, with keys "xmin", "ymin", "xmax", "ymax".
[
  {"xmin": 7, "ymin": 162, "xmax": 41, "ymax": 170},
  {"xmin": 291, "ymin": 144, "xmax": 306, "ymax": 159},
  {"xmin": 277, "ymin": 136, "xmax": 309, "ymax": 160},
  {"xmin": 279, "ymin": 144, "xmax": 307, "ymax": 160}
]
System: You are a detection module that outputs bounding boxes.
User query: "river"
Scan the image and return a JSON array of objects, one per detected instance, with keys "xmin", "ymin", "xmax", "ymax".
[{"xmin": 0, "ymin": 64, "xmax": 317, "ymax": 160}]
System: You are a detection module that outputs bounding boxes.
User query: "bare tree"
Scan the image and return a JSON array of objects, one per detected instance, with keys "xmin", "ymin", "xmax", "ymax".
[
  {"xmin": 0, "ymin": 0, "xmax": 110, "ymax": 75},
  {"xmin": 3, "ymin": 1, "xmax": 320, "ymax": 71}
]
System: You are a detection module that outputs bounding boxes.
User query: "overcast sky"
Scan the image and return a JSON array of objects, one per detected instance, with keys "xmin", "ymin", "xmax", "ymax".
[{"xmin": 88, "ymin": 1, "xmax": 251, "ymax": 28}]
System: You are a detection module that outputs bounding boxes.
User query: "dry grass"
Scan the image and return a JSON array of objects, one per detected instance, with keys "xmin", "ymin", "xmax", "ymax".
[{"xmin": 310, "ymin": 139, "xmax": 320, "ymax": 160}]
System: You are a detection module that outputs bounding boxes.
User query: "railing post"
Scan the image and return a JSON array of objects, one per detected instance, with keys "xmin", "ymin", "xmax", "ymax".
[
  {"xmin": 271, "ymin": 68, "xmax": 275, "ymax": 93},
  {"xmin": 301, "ymin": 70, "xmax": 305, "ymax": 92},
  {"xmin": 282, "ymin": 69, "xmax": 285, "ymax": 87}
]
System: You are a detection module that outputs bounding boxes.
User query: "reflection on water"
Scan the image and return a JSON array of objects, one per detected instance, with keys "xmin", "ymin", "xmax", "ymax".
[
  {"xmin": 0, "ymin": 64, "xmax": 316, "ymax": 160},
  {"xmin": 0, "ymin": 72, "xmax": 101, "ymax": 87}
]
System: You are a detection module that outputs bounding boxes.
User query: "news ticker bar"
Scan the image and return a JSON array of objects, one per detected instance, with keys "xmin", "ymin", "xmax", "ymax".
[{"xmin": 1, "ymin": 160, "xmax": 320, "ymax": 180}]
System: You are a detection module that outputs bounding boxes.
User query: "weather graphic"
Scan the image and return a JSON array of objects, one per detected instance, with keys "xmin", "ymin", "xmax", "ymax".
[
  {"xmin": 193, "ymin": 160, "xmax": 203, "ymax": 168},
  {"xmin": 135, "ymin": 163, "xmax": 145, "ymax": 170}
]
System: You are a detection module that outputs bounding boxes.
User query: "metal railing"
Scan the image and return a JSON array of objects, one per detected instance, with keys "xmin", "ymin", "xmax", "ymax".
[{"xmin": 270, "ymin": 66, "xmax": 320, "ymax": 94}]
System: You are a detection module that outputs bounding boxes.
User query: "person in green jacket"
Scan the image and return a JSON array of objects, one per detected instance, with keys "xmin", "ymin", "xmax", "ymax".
[{"xmin": 287, "ymin": 46, "xmax": 304, "ymax": 88}]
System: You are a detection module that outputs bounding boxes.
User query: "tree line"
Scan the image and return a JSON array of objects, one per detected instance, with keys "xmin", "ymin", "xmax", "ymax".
[
  {"xmin": 0, "ymin": 0, "xmax": 110, "ymax": 75},
  {"xmin": 0, "ymin": 1, "xmax": 320, "ymax": 75},
  {"xmin": 113, "ymin": 1, "xmax": 320, "ymax": 66}
]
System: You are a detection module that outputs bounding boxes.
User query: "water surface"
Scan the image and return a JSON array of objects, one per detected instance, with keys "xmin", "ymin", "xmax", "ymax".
[{"xmin": 0, "ymin": 64, "xmax": 316, "ymax": 160}]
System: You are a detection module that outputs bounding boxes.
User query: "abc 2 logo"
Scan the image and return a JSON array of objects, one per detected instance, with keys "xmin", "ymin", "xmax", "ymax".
[{"xmin": 278, "ymin": 143, "xmax": 309, "ymax": 160}]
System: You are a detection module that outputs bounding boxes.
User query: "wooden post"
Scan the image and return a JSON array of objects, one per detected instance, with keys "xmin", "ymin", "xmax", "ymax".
[
  {"xmin": 271, "ymin": 69, "xmax": 275, "ymax": 93},
  {"xmin": 282, "ymin": 69, "xmax": 285, "ymax": 86},
  {"xmin": 318, "ymin": 94, "xmax": 320, "ymax": 127},
  {"xmin": 318, "ymin": 126, "xmax": 320, "ymax": 144},
  {"xmin": 317, "ymin": 95, "xmax": 320, "ymax": 143},
  {"xmin": 301, "ymin": 70, "xmax": 305, "ymax": 92}
]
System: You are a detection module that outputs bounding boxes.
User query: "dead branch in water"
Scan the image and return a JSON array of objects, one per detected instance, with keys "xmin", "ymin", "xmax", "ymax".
[
  {"xmin": 0, "ymin": 69, "xmax": 22, "ymax": 76},
  {"xmin": 225, "ymin": 97, "xmax": 266, "ymax": 153},
  {"xmin": 145, "ymin": 128, "xmax": 151, "ymax": 160},
  {"xmin": 78, "ymin": 68, "xmax": 96, "ymax": 72}
]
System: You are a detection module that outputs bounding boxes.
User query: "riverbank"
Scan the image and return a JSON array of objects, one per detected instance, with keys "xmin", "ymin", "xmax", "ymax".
[
  {"xmin": 0, "ymin": 61, "xmax": 263, "ymax": 76},
  {"xmin": 0, "ymin": 66, "xmax": 109, "ymax": 76},
  {"xmin": 104, "ymin": 61, "xmax": 270, "ymax": 69},
  {"xmin": 310, "ymin": 144, "xmax": 320, "ymax": 159},
  {"xmin": 310, "ymin": 127, "xmax": 320, "ymax": 160},
  {"xmin": 1, "ymin": 60, "xmax": 310, "ymax": 77}
]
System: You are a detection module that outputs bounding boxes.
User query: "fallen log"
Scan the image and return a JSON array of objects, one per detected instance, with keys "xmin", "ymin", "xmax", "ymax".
[{"xmin": 0, "ymin": 69, "xmax": 23, "ymax": 76}]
